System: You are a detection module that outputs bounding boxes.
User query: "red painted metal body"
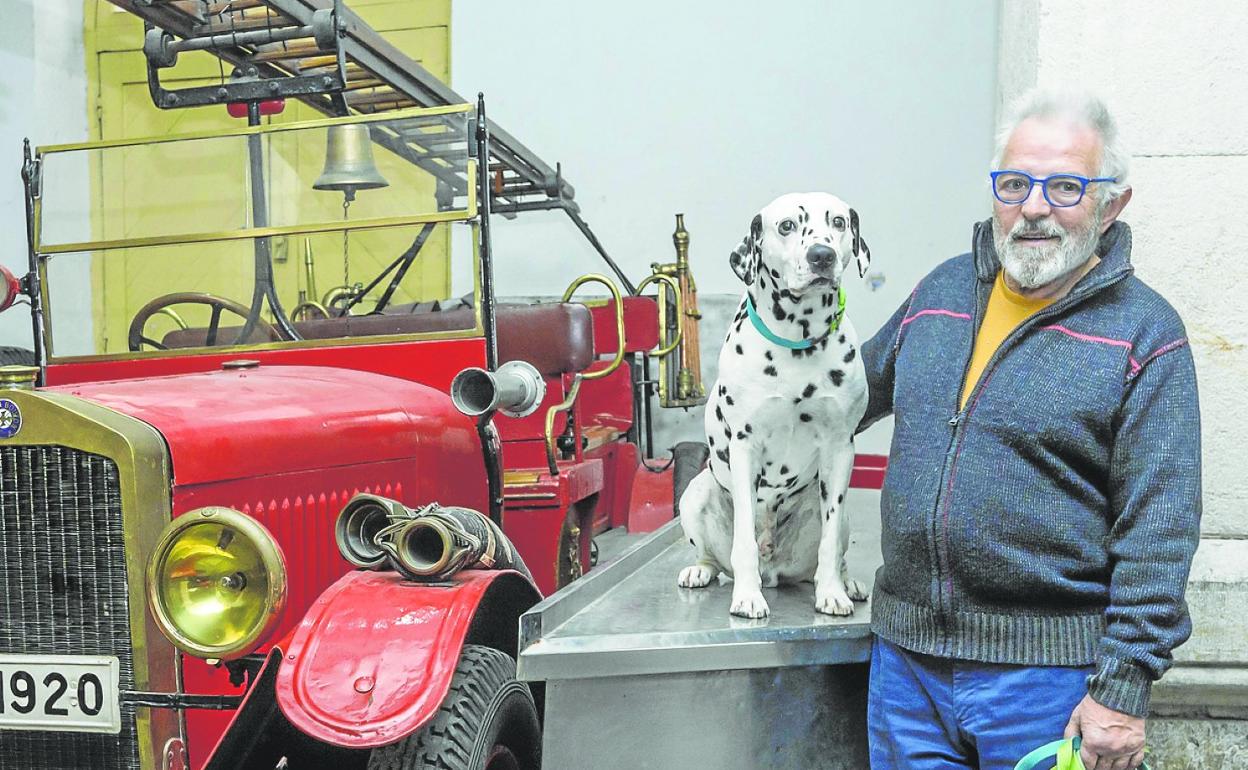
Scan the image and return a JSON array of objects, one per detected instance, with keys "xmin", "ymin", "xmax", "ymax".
[
  {"xmin": 48, "ymin": 362, "xmax": 493, "ymax": 767},
  {"xmin": 274, "ymin": 569, "xmax": 539, "ymax": 748}
]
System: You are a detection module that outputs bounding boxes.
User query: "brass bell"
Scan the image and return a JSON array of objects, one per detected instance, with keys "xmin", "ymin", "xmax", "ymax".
[{"xmin": 313, "ymin": 124, "xmax": 389, "ymax": 201}]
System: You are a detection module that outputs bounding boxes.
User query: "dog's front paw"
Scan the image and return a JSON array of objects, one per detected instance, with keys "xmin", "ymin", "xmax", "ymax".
[
  {"xmin": 815, "ymin": 586, "xmax": 855, "ymax": 616},
  {"xmin": 845, "ymin": 579, "xmax": 870, "ymax": 602},
  {"xmin": 678, "ymin": 564, "xmax": 716, "ymax": 588},
  {"xmin": 730, "ymin": 590, "xmax": 770, "ymax": 619}
]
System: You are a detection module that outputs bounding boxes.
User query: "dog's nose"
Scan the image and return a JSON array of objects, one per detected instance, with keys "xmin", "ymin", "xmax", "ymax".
[{"xmin": 806, "ymin": 244, "xmax": 836, "ymax": 270}]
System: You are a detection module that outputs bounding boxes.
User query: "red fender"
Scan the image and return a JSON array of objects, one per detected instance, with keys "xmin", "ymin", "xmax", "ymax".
[{"xmin": 274, "ymin": 568, "xmax": 540, "ymax": 748}]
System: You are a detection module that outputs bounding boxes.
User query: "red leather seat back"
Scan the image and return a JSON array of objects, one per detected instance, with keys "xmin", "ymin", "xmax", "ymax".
[{"xmin": 160, "ymin": 302, "xmax": 595, "ymax": 377}]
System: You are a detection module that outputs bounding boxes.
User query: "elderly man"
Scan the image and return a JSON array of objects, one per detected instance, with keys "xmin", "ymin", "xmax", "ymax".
[{"xmin": 859, "ymin": 90, "xmax": 1201, "ymax": 770}]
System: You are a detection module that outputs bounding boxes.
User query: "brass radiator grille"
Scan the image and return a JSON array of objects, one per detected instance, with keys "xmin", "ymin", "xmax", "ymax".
[{"xmin": 0, "ymin": 445, "xmax": 140, "ymax": 770}]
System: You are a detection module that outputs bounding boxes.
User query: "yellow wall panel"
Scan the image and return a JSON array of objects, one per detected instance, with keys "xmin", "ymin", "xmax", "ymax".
[{"xmin": 84, "ymin": 1, "xmax": 452, "ymax": 354}]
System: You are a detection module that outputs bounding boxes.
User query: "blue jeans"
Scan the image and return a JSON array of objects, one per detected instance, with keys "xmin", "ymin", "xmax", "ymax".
[{"xmin": 868, "ymin": 636, "xmax": 1093, "ymax": 770}]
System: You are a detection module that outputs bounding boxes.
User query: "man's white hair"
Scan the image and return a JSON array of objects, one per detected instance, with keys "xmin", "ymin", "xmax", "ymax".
[{"xmin": 990, "ymin": 89, "xmax": 1130, "ymax": 201}]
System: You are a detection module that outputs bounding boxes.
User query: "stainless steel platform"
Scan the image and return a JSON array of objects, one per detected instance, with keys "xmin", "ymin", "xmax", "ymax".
[{"xmin": 519, "ymin": 490, "xmax": 882, "ymax": 769}]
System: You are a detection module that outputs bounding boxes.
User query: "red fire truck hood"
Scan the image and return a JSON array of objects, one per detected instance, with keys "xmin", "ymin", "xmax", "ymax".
[{"xmin": 47, "ymin": 365, "xmax": 471, "ymax": 486}]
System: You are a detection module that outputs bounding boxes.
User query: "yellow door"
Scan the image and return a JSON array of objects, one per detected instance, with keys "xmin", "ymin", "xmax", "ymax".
[{"xmin": 83, "ymin": 1, "xmax": 452, "ymax": 355}]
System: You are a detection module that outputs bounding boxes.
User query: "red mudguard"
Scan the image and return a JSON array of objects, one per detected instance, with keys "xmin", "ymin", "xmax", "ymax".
[{"xmin": 273, "ymin": 568, "xmax": 540, "ymax": 748}]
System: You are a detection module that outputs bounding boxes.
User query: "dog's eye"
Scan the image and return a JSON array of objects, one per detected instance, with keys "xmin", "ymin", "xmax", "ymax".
[
  {"xmin": 778, "ymin": 219, "xmax": 797, "ymax": 236},
  {"xmin": 831, "ymin": 216, "xmax": 846, "ymax": 231}
]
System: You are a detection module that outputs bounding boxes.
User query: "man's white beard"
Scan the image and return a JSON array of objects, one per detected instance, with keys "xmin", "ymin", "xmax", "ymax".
[{"xmin": 992, "ymin": 207, "xmax": 1103, "ymax": 289}]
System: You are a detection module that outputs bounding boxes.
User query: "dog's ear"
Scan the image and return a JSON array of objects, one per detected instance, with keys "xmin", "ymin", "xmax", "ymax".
[
  {"xmin": 850, "ymin": 208, "xmax": 871, "ymax": 278},
  {"xmin": 729, "ymin": 214, "xmax": 763, "ymax": 284}
]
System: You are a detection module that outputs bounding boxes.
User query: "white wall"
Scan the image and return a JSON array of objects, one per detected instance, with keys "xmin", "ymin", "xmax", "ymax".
[
  {"xmin": 0, "ymin": 0, "xmax": 90, "ymax": 352},
  {"xmin": 453, "ymin": 0, "xmax": 1001, "ymax": 451}
]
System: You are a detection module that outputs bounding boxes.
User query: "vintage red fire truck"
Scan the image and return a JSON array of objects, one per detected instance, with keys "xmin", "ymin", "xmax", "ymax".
[{"xmin": 0, "ymin": 3, "xmax": 710, "ymax": 768}]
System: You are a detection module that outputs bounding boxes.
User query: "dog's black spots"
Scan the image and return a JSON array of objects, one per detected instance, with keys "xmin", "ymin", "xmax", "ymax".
[
  {"xmin": 735, "ymin": 344, "xmax": 743, "ymax": 355},
  {"xmin": 715, "ymin": 405, "xmax": 724, "ymax": 421},
  {"xmin": 723, "ymin": 425, "xmax": 732, "ymax": 440},
  {"xmin": 825, "ymin": 510, "xmax": 831, "ymax": 522},
  {"xmin": 715, "ymin": 447, "xmax": 730, "ymax": 464},
  {"xmin": 769, "ymin": 267, "xmax": 779, "ymax": 279},
  {"xmin": 792, "ymin": 397, "xmax": 801, "ymax": 405},
  {"xmin": 825, "ymin": 210, "xmax": 831, "ymax": 226},
  {"xmin": 820, "ymin": 480, "xmax": 828, "ymax": 500},
  {"xmin": 757, "ymin": 477, "xmax": 771, "ymax": 488},
  {"xmin": 803, "ymin": 307, "xmax": 814, "ymax": 316},
  {"xmin": 764, "ymin": 365, "xmax": 778, "ymax": 377},
  {"xmin": 780, "ymin": 289, "xmax": 793, "ymax": 301},
  {"xmin": 802, "ymin": 383, "xmax": 817, "ymax": 398},
  {"xmin": 787, "ymin": 313, "xmax": 796, "ymax": 322},
  {"xmin": 780, "ymin": 465, "xmax": 789, "ymax": 474},
  {"xmin": 821, "ymin": 294, "xmax": 831, "ymax": 308},
  {"xmin": 785, "ymin": 475, "xmax": 798, "ymax": 488},
  {"xmin": 800, "ymin": 413, "xmax": 813, "ymax": 422},
  {"xmin": 838, "ymin": 334, "xmax": 846, "ymax": 344},
  {"xmin": 736, "ymin": 430, "xmax": 747, "ymax": 440},
  {"xmin": 719, "ymin": 384, "xmax": 727, "ymax": 396},
  {"xmin": 690, "ymin": 539, "xmax": 695, "ymax": 546},
  {"xmin": 772, "ymin": 302, "xmax": 786, "ymax": 323},
  {"xmin": 843, "ymin": 347, "xmax": 857, "ymax": 363},
  {"xmin": 791, "ymin": 346, "xmax": 817, "ymax": 359},
  {"xmin": 819, "ymin": 338, "xmax": 828, "ymax": 351},
  {"xmin": 759, "ymin": 275, "xmax": 768, "ymax": 290},
  {"xmin": 764, "ymin": 350, "xmax": 773, "ymax": 361},
  {"xmin": 837, "ymin": 493, "xmax": 844, "ymax": 504},
  {"xmin": 798, "ymin": 206, "xmax": 809, "ymax": 224},
  {"xmin": 724, "ymin": 394, "xmax": 735, "ymax": 406},
  {"xmin": 829, "ymin": 369, "xmax": 845, "ymax": 386},
  {"xmin": 798, "ymin": 320, "xmax": 811, "ymax": 337},
  {"xmin": 708, "ymin": 434, "xmax": 715, "ymax": 446},
  {"xmin": 744, "ymin": 423, "xmax": 752, "ymax": 433}
]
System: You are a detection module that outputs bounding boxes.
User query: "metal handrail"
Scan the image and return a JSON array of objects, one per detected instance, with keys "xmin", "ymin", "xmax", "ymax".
[
  {"xmin": 544, "ymin": 274, "xmax": 626, "ymax": 475},
  {"xmin": 633, "ymin": 273, "xmax": 682, "ymax": 358}
]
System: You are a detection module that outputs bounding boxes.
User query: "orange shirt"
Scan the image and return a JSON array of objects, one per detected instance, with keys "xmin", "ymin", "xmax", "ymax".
[{"xmin": 959, "ymin": 270, "xmax": 1055, "ymax": 409}]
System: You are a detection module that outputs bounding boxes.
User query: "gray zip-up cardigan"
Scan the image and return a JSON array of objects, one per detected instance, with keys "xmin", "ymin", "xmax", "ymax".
[{"xmin": 860, "ymin": 220, "xmax": 1201, "ymax": 717}]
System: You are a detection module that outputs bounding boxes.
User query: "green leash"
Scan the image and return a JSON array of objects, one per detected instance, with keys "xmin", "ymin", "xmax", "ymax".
[{"xmin": 1014, "ymin": 737, "xmax": 1151, "ymax": 770}]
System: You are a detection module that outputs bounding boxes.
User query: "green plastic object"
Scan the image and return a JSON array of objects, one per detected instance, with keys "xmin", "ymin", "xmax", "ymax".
[{"xmin": 1015, "ymin": 737, "xmax": 1150, "ymax": 770}]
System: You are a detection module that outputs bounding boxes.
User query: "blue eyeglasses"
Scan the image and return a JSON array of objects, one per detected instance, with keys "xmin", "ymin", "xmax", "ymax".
[{"xmin": 990, "ymin": 170, "xmax": 1117, "ymax": 207}]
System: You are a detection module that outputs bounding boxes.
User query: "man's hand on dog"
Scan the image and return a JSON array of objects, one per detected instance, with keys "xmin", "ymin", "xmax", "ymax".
[{"xmin": 1064, "ymin": 694, "xmax": 1146, "ymax": 770}]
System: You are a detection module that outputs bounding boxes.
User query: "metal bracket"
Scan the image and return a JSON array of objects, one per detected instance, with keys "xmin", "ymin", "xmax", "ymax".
[
  {"xmin": 142, "ymin": 2, "xmax": 347, "ymax": 111},
  {"xmin": 121, "ymin": 691, "xmax": 245, "ymax": 710}
]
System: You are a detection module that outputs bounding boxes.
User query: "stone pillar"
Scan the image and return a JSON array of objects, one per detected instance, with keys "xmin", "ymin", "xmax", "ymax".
[{"xmin": 998, "ymin": 1, "xmax": 1248, "ymax": 765}]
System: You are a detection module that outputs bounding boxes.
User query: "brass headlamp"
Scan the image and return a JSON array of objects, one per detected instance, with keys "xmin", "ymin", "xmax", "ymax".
[{"xmin": 147, "ymin": 507, "xmax": 287, "ymax": 660}]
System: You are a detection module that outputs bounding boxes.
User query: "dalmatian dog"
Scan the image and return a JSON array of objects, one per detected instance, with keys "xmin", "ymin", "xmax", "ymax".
[{"xmin": 677, "ymin": 192, "xmax": 871, "ymax": 619}]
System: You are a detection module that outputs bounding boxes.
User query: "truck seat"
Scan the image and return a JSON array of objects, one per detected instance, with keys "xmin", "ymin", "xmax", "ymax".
[{"xmin": 160, "ymin": 302, "xmax": 595, "ymax": 377}]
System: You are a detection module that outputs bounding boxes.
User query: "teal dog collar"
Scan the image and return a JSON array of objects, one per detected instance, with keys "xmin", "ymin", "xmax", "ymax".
[{"xmin": 745, "ymin": 287, "xmax": 846, "ymax": 350}]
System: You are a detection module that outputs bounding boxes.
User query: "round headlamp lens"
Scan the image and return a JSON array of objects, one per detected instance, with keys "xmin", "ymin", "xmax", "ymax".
[{"xmin": 148, "ymin": 507, "xmax": 286, "ymax": 659}]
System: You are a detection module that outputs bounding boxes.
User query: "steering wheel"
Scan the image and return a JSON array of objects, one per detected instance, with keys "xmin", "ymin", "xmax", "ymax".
[{"xmin": 128, "ymin": 292, "xmax": 280, "ymax": 351}]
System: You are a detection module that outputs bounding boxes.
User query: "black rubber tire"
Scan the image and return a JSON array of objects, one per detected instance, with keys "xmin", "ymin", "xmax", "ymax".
[
  {"xmin": 671, "ymin": 441, "xmax": 709, "ymax": 517},
  {"xmin": 366, "ymin": 645, "xmax": 541, "ymax": 770},
  {"xmin": 0, "ymin": 346, "xmax": 35, "ymax": 366}
]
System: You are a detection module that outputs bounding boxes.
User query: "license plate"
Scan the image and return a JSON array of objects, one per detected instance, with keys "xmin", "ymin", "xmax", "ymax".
[{"xmin": 0, "ymin": 655, "xmax": 121, "ymax": 734}]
